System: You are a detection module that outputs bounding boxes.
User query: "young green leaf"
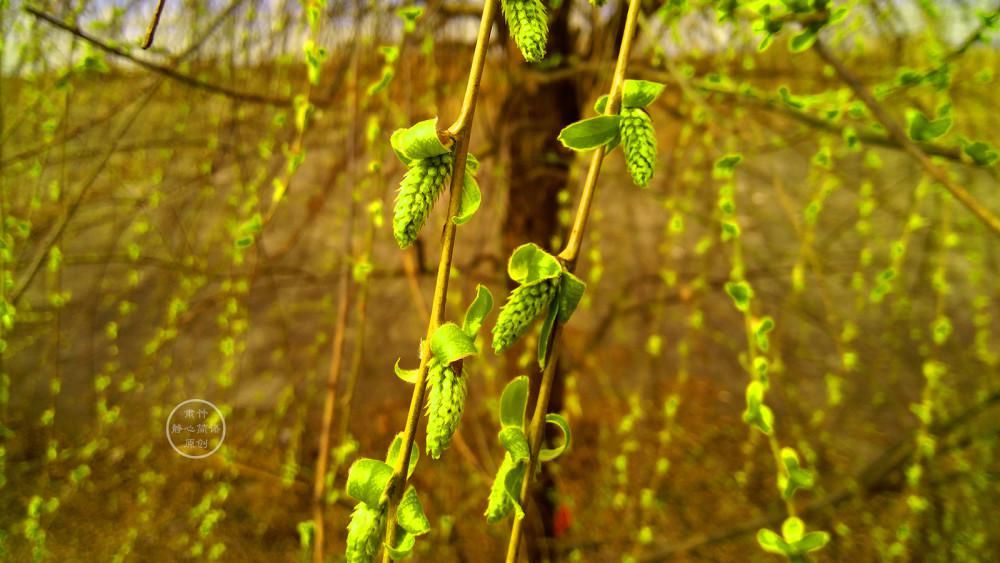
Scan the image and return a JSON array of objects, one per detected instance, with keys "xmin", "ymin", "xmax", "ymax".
[
  {"xmin": 622, "ymin": 79, "xmax": 665, "ymax": 109},
  {"xmin": 430, "ymin": 322, "xmax": 478, "ymax": 364},
  {"xmin": 453, "ymin": 172, "xmax": 482, "ymax": 225},
  {"xmin": 906, "ymin": 108, "xmax": 952, "ymax": 142},
  {"xmin": 385, "ymin": 433, "xmax": 420, "ymax": 478},
  {"xmin": 788, "ymin": 28, "xmax": 817, "ymax": 52},
  {"xmin": 756, "ymin": 528, "xmax": 792, "ymax": 555},
  {"xmin": 557, "ymin": 271, "xmax": 586, "ymax": 324},
  {"xmin": 394, "ymin": 359, "xmax": 419, "ymax": 384},
  {"xmin": 390, "ymin": 118, "xmax": 451, "ymax": 162},
  {"xmin": 383, "ymin": 530, "xmax": 415, "ymax": 560},
  {"xmin": 396, "ymin": 486, "xmax": 431, "ymax": 536},
  {"xmin": 507, "ymin": 243, "xmax": 563, "ymax": 286},
  {"xmin": 499, "ymin": 426, "xmax": 531, "ymax": 463},
  {"xmin": 725, "ymin": 281, "xmax": 754, "ymax": 312},
  {"xmin": 462, "ymin": 285, "xmax": 494, "ymax": 337},
  {"xmin": 962, "ymin": 140, "xmax": 998, "ymax": 166},
  {"xmin": 499, "ymin": 376, "xmax": 530, "ymax": 429},
  {"xmin": 537, "ymin": 293, "xmax": 559, "ymax": 369},
  {"xmin": 346, "ymin": 458, "xmax": 394, "ymax": 507},
  {"xmin": 557, "ymin": 116, "xmax": 622, "ymax": 151}
]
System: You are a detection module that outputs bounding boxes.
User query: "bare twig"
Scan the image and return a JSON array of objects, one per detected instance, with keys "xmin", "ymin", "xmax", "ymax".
[{"xmin": 141, "ymin": 0, "xmax": 168, "ymax": 49}]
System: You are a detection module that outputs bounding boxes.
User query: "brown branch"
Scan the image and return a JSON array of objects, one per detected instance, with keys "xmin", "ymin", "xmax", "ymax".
[{"xmin": 813, "ymin": 38, "xmax": 1000, "ymax": 236}]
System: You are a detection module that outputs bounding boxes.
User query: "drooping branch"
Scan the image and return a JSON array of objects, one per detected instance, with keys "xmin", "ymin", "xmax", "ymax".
[{"xmin": 813, "ymin": 39, "xmax": 1000, "ymax": 236}]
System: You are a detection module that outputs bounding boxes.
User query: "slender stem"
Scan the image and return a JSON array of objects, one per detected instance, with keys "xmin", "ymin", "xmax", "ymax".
[
  {"xmin": 381, "ymin": 1, "xmax": 497, "ymax": 558},
  {"xmin": 312, "ymin": 39, "xmax": 361, "ymax": 563},
  {"xmin": 505, "ymin": 0, "xmax": 643, "ymax": 560},
  {"xmin": 141, "ymin": 0, "xmax": 168, "ymax": 49},
  {"xmin": 812, "ymin": 39, "xmax": 1000, "ymax": 236}
]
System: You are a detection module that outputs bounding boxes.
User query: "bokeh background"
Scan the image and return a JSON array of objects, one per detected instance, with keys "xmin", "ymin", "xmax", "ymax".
[{"xmin": 1, "ymin": 0, "xmax": 998, "ymax": 561}]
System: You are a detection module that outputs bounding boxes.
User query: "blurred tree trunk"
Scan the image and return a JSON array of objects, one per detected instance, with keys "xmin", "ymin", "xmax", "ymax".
[{"xmin": 501, "ymin": 2, "xmax": 579, "ymax": 560}]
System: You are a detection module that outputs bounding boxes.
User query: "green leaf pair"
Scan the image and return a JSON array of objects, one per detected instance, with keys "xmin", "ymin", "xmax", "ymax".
[
  {"xmin": 492, "ymin": 244, "xmax": 586, "ymax": 368},
  {"xmin": 485, "ymin": 377, "xmax": 572, "ymax": 523},
  {"xmin": 757, "ymin": 517, "xmax": 830, "ymax": 560},
  {"xmin": 390, "ymin": 119, "xmax": 482, "ymax": 248},
  {"xmin": 778, "ymin": 447, "xmax": 815, "ymax": 500},
  {"xmin": 558, "ymin": 80, "xmax": 664, "ymax": 187},
  {"xmin": 344, "ymin": 435, "xmax": 429, "ymax": 561},
  {"xmin": 906, "ymin": 104, "xmax": 952, "ymax": 142},
  {"xmin": 743, "ymin": 380, "xmax": 774, "ymax": 435}
]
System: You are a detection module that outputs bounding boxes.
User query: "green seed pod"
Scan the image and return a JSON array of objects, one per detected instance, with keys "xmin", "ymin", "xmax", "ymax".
[
  {"xmin": 425, "ymin": 358, "xmax": 467, "ymax": 460},
  {"xmin": 492, "ymin": 278, "xmax": 558, "ymax": 354},
  {"xmin": 345, "ymin": 502, "xmax": 386, "ymax": 563},
  {"xmin": 392, "ymin": 153, "xmax": 454, "ymax": 248},
  {"xmin": 485, "ymin": 453, "xmax": 517, "ymax": 523},
  {"xmin": 501, "ymin": 0, "xmax": 548, "ymax": 63},
  {"xmin": 620, "ymin": 107, "xmax": 657, "ymax": 188}
]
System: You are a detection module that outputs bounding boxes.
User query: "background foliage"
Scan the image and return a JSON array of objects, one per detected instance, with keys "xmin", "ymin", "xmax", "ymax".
[{"xmin": 0, "ymin": 0, "xmax": 998, "ymax": 561}]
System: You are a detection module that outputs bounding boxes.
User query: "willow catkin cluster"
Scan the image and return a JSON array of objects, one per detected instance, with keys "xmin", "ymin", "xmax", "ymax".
[
  {"xmin": 620, "ymin": 107, "xmax": 656, "ymax": 187},
  {"xmin": 501, "ymin": 0, "xmax": 548, "ymax": 63},
  {"xmin": 491, "ymin": 278, "xmax": 558, "ymax": 354},
  {"xmin": 345, "ymin": 503, "xmax": 386, "ymax": 563},
  {"xmin": 425, "ymin": 358, "xmax": 467, "ymax": 460},
  {"xmin": 392, "ymin": 152, "xmax": 454, "ymax": 248},
  {"xmin": 485, "ymin": 453, "xmax": 519, "ymax": 523}
]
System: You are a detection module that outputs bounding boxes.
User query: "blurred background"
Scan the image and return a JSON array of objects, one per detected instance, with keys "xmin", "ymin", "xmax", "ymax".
[{"xmin": 1, "ymin": 0, "xmax": 998, "ymax": 561}]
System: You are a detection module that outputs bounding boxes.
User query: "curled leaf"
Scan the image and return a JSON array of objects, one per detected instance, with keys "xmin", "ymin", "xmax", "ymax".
[
  {"xmin": 346, "ymin": 458, "xmax": 394, "ymax": 507},
  {"xmin": 390, "ymin": 118, "xmax": 451, "ymax": 163},
  {"xmin": 557, "ymin": 271, "xmax": 586, "ymax": 324},
  {"xmin": 539, "ymin": 413, "xmax": 571, "ymax": 462},
  {"xmin": 394, "ymin": 359, "xmax": 419, "ymax": 384},
  {"xmin": 507, "ymin": 243, "xmax": 563, "ymax": 286},
  {"xmin": 462, "ymin": 285, "xmax": 494, "ymax": 337}
]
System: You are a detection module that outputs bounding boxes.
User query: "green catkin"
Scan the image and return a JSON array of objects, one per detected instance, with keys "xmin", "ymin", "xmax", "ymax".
[
  {"xmin": 501, "ymin": 0, "xmax": 548, "ymax": 63},
  {"xmin": 345, "ymin": 503, "xmax": 386, "ymax": 563},
  {"xmin": 392, "ymin": 153, "xmax": 454, "ymax": 248},
  {"xmin": 620, "ymin": 107, "xmax": 657, "ymax": 187},
  {"xmin": 425, "ymin": 358, "xmax": 467, "ymax": 459},
  {"xmin": 491, "ymin": 278, "xmax": 558, "ymax": 354},
  {"xmin": 485, "ymin": 453, "xmax": 518, "ymax": 523}
]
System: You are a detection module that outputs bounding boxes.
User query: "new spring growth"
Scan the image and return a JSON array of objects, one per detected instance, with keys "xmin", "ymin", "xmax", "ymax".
[
  {"xmin": 390, "ymin": 118, "xmax": 483, "ymax": 248},
  {"xmin": 485, "ymin": 377, "xmax": 571, "ymax": 522},
  {"xmin": 396, "ymin": 286, "xmax": 494, "ymax": 459},
  {"xmin": 501, "ymin": 0, "xmax": 549, "ymax": 62},
  {"xmin": 558, "ymin": 79, "xmax": 666, "ymax": 188},
  {"xmin": 757, "ymin": 517, "xmax": 830, "ymax": 562},
  {"xmin": 344, "ymin": 435, "xmax": 430, "ymax": 561},
  {"xmin": 491, "ymin": 244, "xmax": 586, "ymax": 366}
]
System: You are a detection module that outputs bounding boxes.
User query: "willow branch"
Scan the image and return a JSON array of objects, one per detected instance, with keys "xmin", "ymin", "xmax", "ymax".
[
  {"xmin": 504, "ymin": 0, "xmax": 643, "ymax": 560},
  {"xmin": 24, "ymin": 6, "xmax": 294, "ymax": 107},
  {"xmin": 813, "ymin": 38, "xmax": 1000, "ymax": 236},
  {"xmin": 380, "ymin": 1, "xmax": 498, "ymax": 559}
]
